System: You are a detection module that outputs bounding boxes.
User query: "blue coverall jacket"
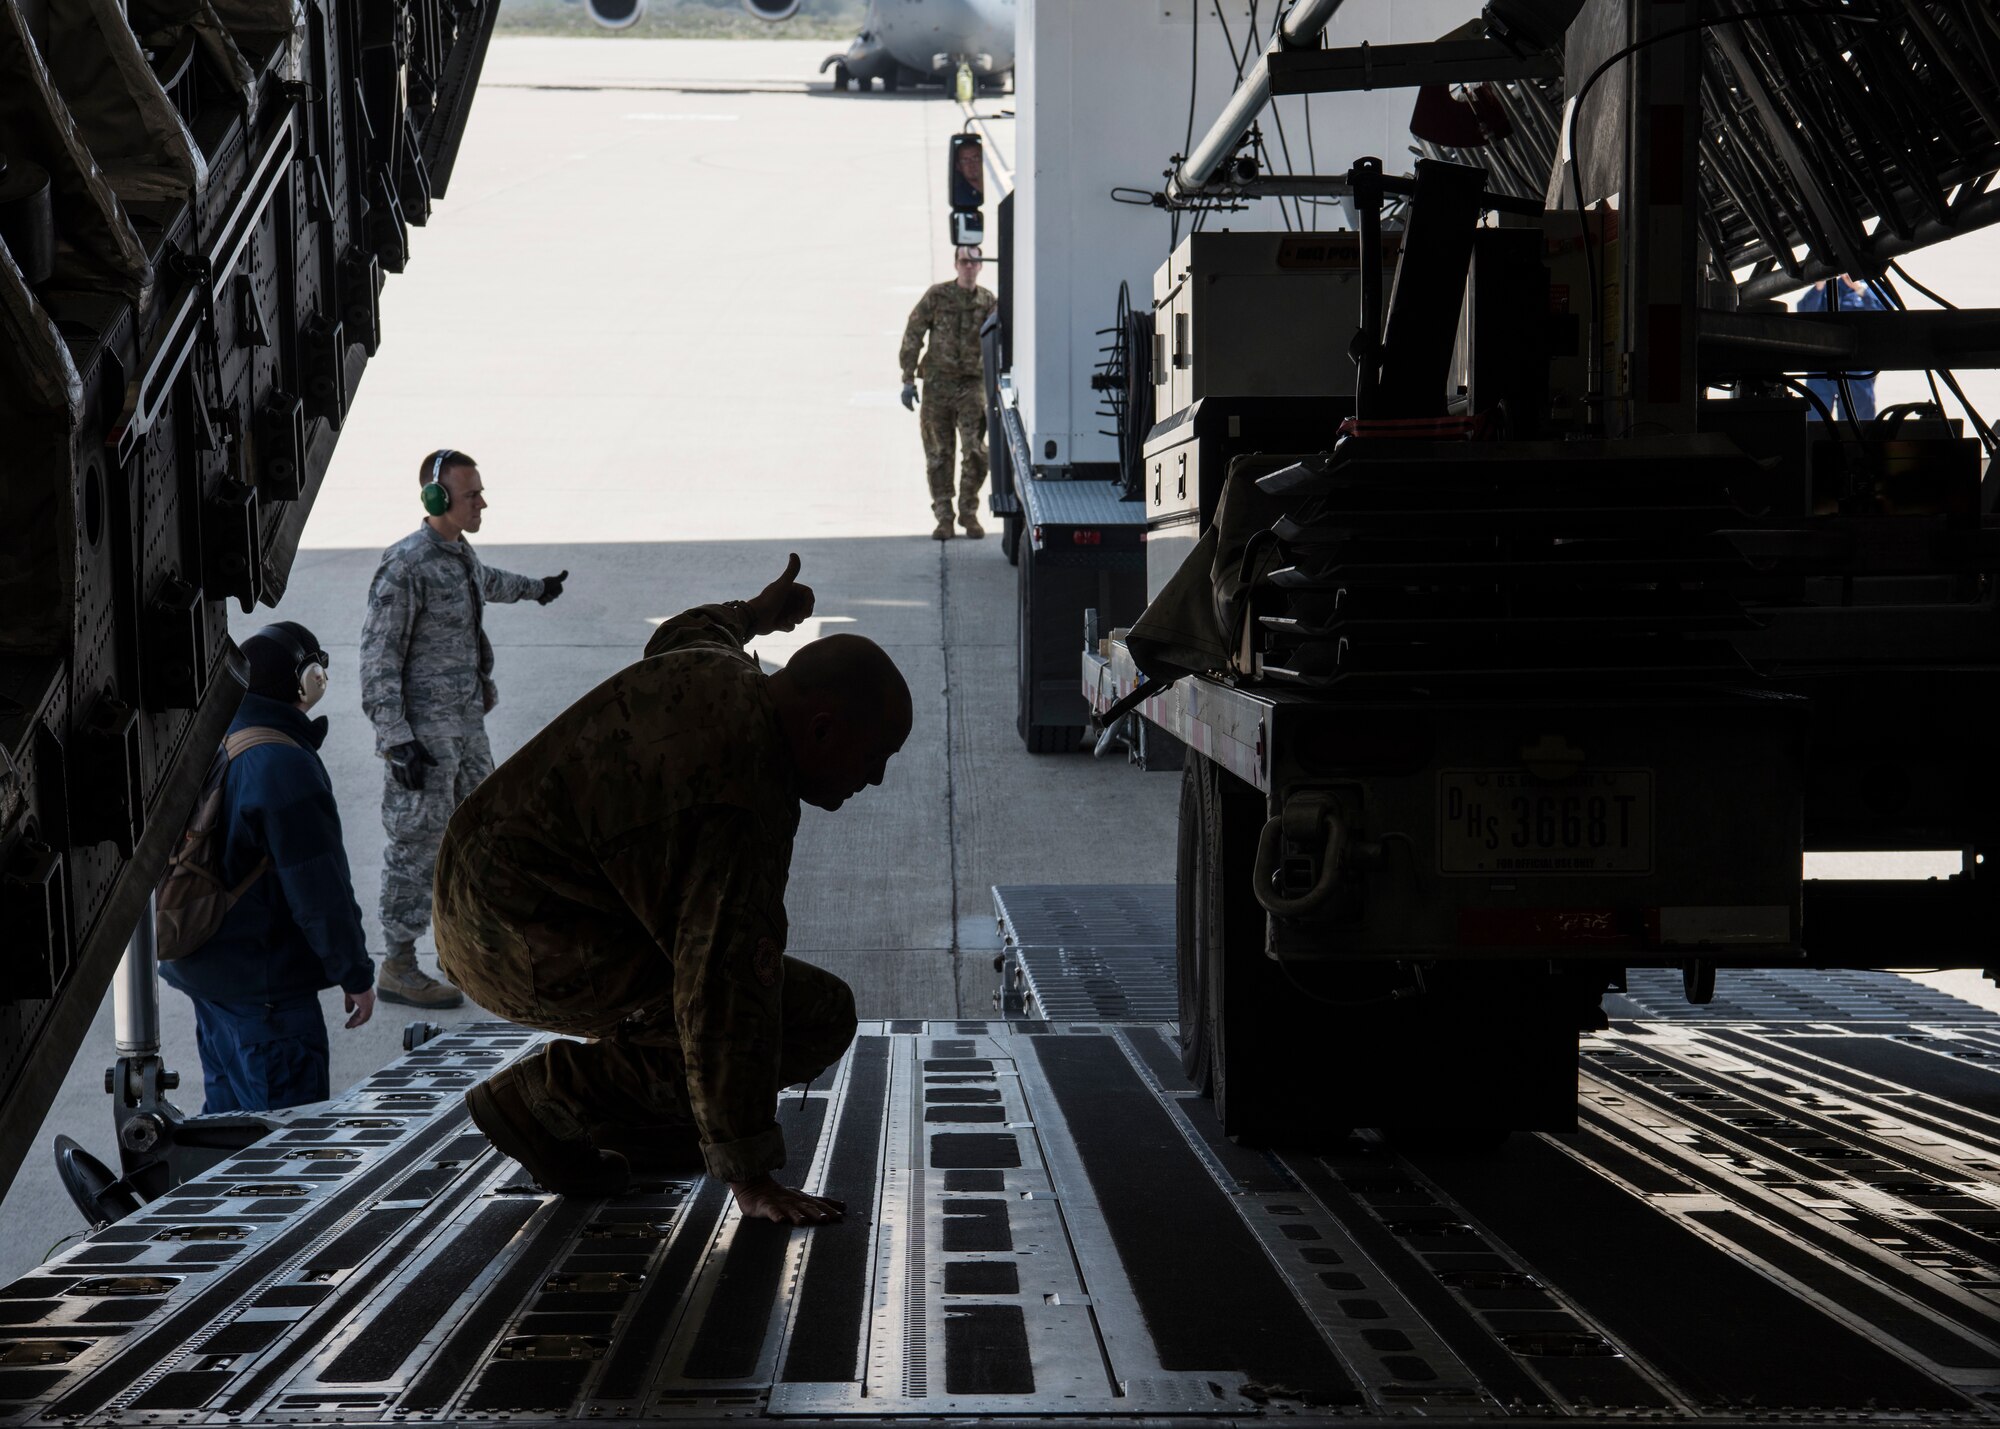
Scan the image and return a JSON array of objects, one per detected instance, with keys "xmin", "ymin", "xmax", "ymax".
[
  {"xmin": 161, "ymin": 693, "xmax": 376, "ymax": 1005},
  {"xmin": 1796, "ymin": 279, "xmax": 1888, "ymax": 421}
]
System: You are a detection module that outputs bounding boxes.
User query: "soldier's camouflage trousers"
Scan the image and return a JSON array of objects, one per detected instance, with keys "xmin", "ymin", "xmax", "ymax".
[
  {"xmin": 446, "ymin": 937, "xmax": 857, "ymax": 1155},
  {"xmin": 920, "ymin": 375, "xmax": 987, "ymax": 521},
  {"xmin": 380, "ymin": 730, "xmax": 493, "ymax": 946}
]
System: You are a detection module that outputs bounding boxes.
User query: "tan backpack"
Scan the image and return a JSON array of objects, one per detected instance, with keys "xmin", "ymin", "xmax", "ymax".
[{"xmin": 155, "ymin": 727, "xmax": 300, "ymax": 962}]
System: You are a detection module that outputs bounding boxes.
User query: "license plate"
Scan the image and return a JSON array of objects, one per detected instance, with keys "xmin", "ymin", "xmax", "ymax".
[{"xmin": 1438, "ymin": 769, "xmax": 1653, "ymax": 875}]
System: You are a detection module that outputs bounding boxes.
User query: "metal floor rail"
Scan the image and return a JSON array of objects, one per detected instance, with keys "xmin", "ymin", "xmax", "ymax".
[{"xmin": 3, "ymin": 898, "xmax": 2000, "ymax": 1423}]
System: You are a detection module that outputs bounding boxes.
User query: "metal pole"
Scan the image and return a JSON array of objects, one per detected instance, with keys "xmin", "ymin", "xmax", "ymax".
[
  {"xmin": 1168, "ymin": 0, "xmax": 1349, "ymax": 203},
  {"xmin": 1351, "ymin": 157, "xmax": 1384, "ymax": 419},
  {"xmin": 114, "ymin": 896, "xmax": 161, "ymax": 1059}
]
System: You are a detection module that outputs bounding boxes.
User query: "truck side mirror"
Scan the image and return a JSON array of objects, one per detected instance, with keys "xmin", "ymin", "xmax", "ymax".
[{"xmin": 949, "ymin": 134, "xmax": 984, "ymax": 210}]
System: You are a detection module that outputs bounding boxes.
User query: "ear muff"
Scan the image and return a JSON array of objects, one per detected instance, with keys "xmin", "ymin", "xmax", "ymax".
[
  {"xmin": 420, "ymin": 449, "xmax": 456, "ymax": 515},
  {"xmin": 298, "ymin": 662, "xmax": 329, "ymax": 709}
]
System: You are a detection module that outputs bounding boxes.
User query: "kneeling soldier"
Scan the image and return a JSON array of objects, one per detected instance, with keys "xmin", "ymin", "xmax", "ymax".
[{"xmin": 438, "ymin": 556, "xmax": 911, "ymax": 1224}]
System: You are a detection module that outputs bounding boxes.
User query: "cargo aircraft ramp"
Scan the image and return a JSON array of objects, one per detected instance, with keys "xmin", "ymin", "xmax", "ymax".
[{"xmin": 3, "ymin": 889, "xmax": 2000, "ymax": 1425}]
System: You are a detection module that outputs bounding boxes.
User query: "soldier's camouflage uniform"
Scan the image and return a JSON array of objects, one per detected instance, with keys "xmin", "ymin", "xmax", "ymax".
[
  {"xmin": 360, "ymin": 524, "xmax": 544, "ymax": 948},
  {"xmin": 431, "ymin": 602, "xmax": 858, "ymax": 1184},
  {"xmin": 900, "ymin": 281, "xmax": 997, "ymax": 524}
]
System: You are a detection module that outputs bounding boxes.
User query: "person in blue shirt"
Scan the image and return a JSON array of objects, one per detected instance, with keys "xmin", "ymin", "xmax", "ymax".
[
  {"xmin": 161, "ymin": 623, "xmax": 376, "ymax": 1112},
  {"xmin": 1796, "ymin": 273, "xmax": 1888, "ymax": 422}
]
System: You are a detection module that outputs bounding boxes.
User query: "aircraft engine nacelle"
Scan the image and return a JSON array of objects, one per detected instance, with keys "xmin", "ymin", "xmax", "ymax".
[
  {"xmin": 741, "ymin": 0, "xmax": 802, "ymax": 21},
  {"xmin": 585, "ymin": 0, "xmax": 644, "ymax": 29}
]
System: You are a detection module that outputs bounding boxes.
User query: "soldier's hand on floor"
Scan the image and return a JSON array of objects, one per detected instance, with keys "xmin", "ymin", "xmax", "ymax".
[
  {"xmin": 344, "ymin": 987, "xmax": 376, "ymax": 1029},
  {"xmin": 537, "ymin": 570, "xmax": 568, "ymax": 605},
  {"xmin": 730, "ymin": 1174, "xmax": 845, "ymax": 1225},
  {"xmin": 745, "ymin": 552, "xmax": 815, "ymax": 635},
  {"xmin": 386, "ymin": 740, "xmax": 438, "ymax": 791},
  {"xmin": 900, "ymin": 381, "xmax": 919, "ymax": 411}
]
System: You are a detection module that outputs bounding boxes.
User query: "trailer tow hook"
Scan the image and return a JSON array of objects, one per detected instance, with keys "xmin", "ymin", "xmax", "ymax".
[
  {"xmin": 1252, "ymin": 792, "xmax": 1348, "ymax": 917},
  {"xmin": 1092, "ymin": 712, "xmax": 1131, "ymax": 758}
]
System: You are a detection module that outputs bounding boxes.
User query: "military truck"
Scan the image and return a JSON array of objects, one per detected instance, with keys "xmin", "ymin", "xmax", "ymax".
[{"xmin": 1080, "ymin": 0, "xmax": 2000, "ymax": 1141}]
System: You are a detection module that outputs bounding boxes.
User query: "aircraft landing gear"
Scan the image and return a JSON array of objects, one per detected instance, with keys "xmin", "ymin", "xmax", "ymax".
[{"xmin": 831, "ymin": 62, "xmax": 852, "ymax": 91}]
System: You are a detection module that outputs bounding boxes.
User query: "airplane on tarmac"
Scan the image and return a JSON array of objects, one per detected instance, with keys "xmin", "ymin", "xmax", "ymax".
[{"xmin": 578, "ymin": 0, "xmax": 1015, "ymax": 92}]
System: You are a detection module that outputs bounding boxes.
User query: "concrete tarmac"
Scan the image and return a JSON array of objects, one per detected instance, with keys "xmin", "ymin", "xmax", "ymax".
[{"xmin": 6, "ymin": 36, "xmax": 1998, "ymax": 1279}]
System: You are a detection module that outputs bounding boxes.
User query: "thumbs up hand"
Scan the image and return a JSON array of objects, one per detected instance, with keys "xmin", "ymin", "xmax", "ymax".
[{"xmin": 746, "ymin": 553, "xmax": 815, "ymax": 635}]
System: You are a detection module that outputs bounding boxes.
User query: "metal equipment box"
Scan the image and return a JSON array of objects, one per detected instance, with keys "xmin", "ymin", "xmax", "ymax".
[
  {"xmin": 1141, "ymin": 234, "xmax": 1397, "ymax": 601},
  {"xmin": 1152, "ymin": 231, "xmax": 1391, "ymax": 418}
]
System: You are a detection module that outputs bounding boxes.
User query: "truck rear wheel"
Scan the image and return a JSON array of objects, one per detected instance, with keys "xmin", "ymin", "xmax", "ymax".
[
  {"xmin": 1026, "ymin": 724, "xmax": 1083, "ymax": 753},
  {"xmin": 1015, "ymin": 537, "xmax": 1083, "ymax": 753},
  {"xmin": 1178, "ymin": 754, "xmax": 1305, "ymax": 1143}
]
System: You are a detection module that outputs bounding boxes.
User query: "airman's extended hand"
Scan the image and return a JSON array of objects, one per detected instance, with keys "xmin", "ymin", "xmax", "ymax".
[
  {"xmin": 745, "ymin": 552, "xmax": 815, "ymax": 635},
  {"xmin": 730, "ymin": 1174, "xmax": 845, "ymax": 1225}
]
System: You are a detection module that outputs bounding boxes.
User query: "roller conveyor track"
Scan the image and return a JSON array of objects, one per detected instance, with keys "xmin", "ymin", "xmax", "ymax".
[
  {"xmin": 992, "ymin": 885, "xmax": 1179, "ymax": 1022},
  {"xmin": 4, "ymin": 935, "xmax": 2000, "ymax": 1424}
]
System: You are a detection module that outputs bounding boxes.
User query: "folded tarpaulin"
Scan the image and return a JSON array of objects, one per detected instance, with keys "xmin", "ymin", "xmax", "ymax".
[{"xmin": 1125, "ymin": 452, "xmax": 1308, "ymax": 687}]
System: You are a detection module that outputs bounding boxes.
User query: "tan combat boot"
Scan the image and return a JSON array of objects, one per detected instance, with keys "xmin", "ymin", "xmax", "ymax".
[
  {"xmin": 376, "ymin": 943, "xmax": 465, "ymax": 1009},
  {"xmin": 932, "ymin": 515, "xmax": 955, "ymax": 540},
  {"xmin": 959, "ymin": 512, "xmax": 985, "ymax": 538},
  {"xmin": 467, "ymin": 1062, "xmax": 631, "ymax": 1196}
]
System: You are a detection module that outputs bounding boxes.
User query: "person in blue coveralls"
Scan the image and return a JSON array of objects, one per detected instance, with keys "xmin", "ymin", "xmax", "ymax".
[
  {"xmin": 161, "ymin": 623, "xmax": 377, "ymax": 1111},
  {"xmin": 1796, "ymin": 273, "xmax": 1889, "ymax": 422}
]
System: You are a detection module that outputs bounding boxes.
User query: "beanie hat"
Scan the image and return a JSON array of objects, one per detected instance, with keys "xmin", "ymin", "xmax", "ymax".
[{"xmin": 243, "ymin": 622, "xmax": 321, "ymax": 703}]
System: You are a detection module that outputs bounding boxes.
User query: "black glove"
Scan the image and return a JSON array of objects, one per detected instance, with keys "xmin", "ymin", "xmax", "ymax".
[
  {"xmin": 900, "ymin": 382, "xmax": 919, "ymax": 412},
  {"xmin": 538, "ymin": 569, "xmax": 568, "ymax": 605},
  {"xmin": 386, "ymin": 740, "xmax": 437, "ymax": 791}
]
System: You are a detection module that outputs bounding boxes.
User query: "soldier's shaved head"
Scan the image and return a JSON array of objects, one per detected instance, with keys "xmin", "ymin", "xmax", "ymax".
[
  {"xmin": 786, "ymin": 634, "xmax": 911, "ymax": 726},
  {"xmin": 769, "ymin": 635, "xmax": 912, "ymax": 811}
]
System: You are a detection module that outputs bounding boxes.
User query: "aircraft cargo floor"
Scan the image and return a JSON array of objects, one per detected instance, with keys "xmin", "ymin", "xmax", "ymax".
[{"xmin": 6, "ymin": 891, "xmax": 2000, "ymax": 1426}]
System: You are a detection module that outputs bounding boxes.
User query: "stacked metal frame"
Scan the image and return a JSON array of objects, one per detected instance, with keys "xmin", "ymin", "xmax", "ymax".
[
  {"xmin": 1417, "ymin": 3, "xmax": 2000, "ymax": 297},
  {"xmin": 0, "ymin": 0, "xmax": 497, "ymax": 1197}
]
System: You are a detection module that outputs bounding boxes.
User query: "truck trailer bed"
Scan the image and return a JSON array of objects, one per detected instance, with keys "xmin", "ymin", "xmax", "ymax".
[{"xmin": 4, "ymin": 950, "xmax": 2000, "ymax": 1425}]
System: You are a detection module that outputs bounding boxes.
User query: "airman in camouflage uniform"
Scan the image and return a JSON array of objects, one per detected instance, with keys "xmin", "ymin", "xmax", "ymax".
[
  {"xmin": 439, "ymin": 556, "xmax": 913, "ymax": 1225},
  {"xmin": 359, "ymin": 451, "xmax": 568, "ymax": 1009},
  {"xmin": 901, "ymin": 247, "xmax": 997, "ymax": 540}
]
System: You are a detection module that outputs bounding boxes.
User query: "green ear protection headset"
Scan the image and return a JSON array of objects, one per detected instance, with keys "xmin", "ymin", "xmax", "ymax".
[{"xmin": 420, "ymin": 449, "xmax": 457, "ymax": 516}]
